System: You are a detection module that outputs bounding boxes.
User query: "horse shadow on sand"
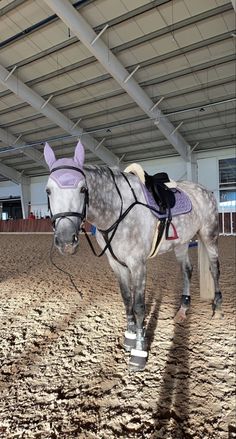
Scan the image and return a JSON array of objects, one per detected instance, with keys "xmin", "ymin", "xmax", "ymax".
[{"xmin": 145, "ymin": 278, "xmax": 190, "ymax": 438}]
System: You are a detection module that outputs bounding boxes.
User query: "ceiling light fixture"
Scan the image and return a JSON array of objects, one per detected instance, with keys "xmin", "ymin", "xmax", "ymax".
[
  {"xmin": 91, "ymin": 24, "xmax": 109, "ymax": 45},
  {"xmin": 40, "ymin": 94, "xmax": 53, "ymax": 109},
  {"xmin": 12, "ymin": 134, "xmax": 22, "ymax": 145},
  {"xmin": 150, "ymin": 96, "xmax": 165, "ymax": 112},
  {"xmin": 4, "ymin": 65, "xmax": 17, "ymax": 82},
  {"xmin": 71, "ymin": 118, "xmax": 82, "ymax": 130},
  {"xmin": 124, "ymin": 65, "xmax": 140, "ymax": 83},
  {"xmin": 95, "ymin": 137, "xmax": 106, "ymax": 151},
  {"xmin": 170, "ymin": 121, "xmax": 183, "ymax": 135}
]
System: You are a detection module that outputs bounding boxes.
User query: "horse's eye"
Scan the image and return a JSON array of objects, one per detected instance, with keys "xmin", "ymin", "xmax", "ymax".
[
  {"xmin": 46, "ymin": 188, "xmax": 51, "ymax": 195},
  {"xmin": 80, "ymin": 186, "xmax": 86, "ymax": 193}
]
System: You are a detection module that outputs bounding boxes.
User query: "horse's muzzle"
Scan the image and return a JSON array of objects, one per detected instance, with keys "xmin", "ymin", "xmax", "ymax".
[{"xmin": 54, "ymin": 233, "xmax": 79, "ymax": 255}]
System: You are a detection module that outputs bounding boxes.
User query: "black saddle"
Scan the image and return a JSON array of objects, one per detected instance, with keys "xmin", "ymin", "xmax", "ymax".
[{"xmin": 145, "ymin": 171, "xmax": 176, "ymax": 214}]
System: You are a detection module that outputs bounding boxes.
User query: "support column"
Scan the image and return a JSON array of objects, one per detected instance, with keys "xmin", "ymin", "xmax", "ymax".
[
  {"xmin": 186, "ymin": 146, "xmax": 198, "ymax": 182},
  {"xmin": 186, "ymin": 159, "xmax": 197, "ymax": 182},
  {"xmin": 20, "ymin": 176, "xmax": 30, "ymax": 219}
]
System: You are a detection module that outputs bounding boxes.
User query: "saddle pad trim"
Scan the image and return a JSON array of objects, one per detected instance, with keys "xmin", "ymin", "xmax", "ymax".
[
  {"xmin": 124, "ymin": 163, "xmax": 191, "ymax": 219},
  {"xmin": 143, "ymin": 185, "xmax": 192, "ymax": 219}
]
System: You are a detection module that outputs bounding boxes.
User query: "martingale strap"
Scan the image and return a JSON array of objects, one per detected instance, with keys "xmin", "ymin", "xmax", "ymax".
[
  {"xmin": 81, "ymin": 167, "xmax": 128, "ymax": 267},
  {"xmin": 82, "ymin": 168, "xmax": 169, "ymax": 267}
]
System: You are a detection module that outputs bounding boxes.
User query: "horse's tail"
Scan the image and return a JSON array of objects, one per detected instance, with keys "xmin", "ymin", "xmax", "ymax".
[{"xmin": 198, "ymin": 237, "xmax": 215, "ymax": 300}]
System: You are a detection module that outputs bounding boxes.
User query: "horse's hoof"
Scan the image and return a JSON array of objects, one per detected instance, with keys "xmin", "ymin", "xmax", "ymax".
[
  {"xmin": 212, "ymin": 292, "xmax": 223, "ymax": 319},
  {"xmin": 174, "ymin": 306, "xmax": 187, "ymax": 323},
  {"xmin": 211, "ymin": 307, "xmax": 224, "ymax": 319},
  {"xmin": 129, "ymin": 348, "xmax": 148, "ymax": 371},
  {"xmin": 124, "ymin": 331, "xmax": 136, "ymax": 352}
]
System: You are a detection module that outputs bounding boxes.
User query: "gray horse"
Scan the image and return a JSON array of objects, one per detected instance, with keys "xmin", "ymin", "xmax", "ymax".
[{"xmin": 44, "ymin": 141, "xmax": 222, "ymax": 371}]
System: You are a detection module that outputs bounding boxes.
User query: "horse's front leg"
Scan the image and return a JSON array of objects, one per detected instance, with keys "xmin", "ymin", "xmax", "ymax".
[
  {"xmin": 105, "ymin": 256, "xmax": 136, "ymax": 350},
  {"xmin": 118, "ymin": 268, "xmax": 137, "ymax": 351},
  {"xmin": 129, "ymin": 262, "xmax": 147, "ymax": 371}
]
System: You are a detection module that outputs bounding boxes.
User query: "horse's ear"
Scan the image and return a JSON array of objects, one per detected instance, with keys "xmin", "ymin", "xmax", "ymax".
[
  {"xmin": 74, "ymin": 140, "xmax": 85, "ymax": 167},
  {"xmin": 44, "ymin": 142, "xmax": 56, "ymax": 169}
]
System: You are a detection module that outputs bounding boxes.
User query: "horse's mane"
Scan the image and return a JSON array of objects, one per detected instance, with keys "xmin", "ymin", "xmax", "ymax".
[{"xmin": 84, "ymin": 165, "xmax": 123, "ymax": 179}]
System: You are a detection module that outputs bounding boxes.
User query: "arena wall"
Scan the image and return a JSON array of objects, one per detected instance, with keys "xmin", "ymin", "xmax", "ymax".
[{"xmin": 0, "ymin": 147, "xmax": 234, "ymax": 226}]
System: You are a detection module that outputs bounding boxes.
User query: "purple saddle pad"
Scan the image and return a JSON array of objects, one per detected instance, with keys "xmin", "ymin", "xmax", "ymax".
[{"xmin": 142, "ymin": 184, "xmax": 192, "ymax": 219}]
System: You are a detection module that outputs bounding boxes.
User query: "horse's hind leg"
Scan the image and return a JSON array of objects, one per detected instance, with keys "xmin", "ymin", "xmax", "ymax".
[
  {"xmin": 198, "ymin": 229, "xmax": 222, "ymax": 316},
  {"xmin": 174, "ymin": 243, "xmax": 193, "ymax": 322}
]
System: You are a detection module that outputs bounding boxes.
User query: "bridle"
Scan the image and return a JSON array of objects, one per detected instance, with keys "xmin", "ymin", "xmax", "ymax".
[{"xmin": 48, "ymin": 165, "xmax": 89, "ymax": 232}]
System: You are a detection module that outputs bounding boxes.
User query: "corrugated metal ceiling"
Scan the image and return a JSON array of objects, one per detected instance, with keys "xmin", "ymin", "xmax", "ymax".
[{"xmin": 0, "ymin": 0, "xmax": 235, "ymax": 181}]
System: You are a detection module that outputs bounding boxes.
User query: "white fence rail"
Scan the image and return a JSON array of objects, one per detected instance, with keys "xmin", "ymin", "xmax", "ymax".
[{"xmin": 219, "ymin": 211, "xmax": 236, "ymax": 235}]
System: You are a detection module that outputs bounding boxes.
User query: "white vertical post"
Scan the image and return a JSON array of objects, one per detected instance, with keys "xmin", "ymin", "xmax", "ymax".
[
  {"xmin": 186, "ymin": 146, "xmax": 197, "ymax": 182},
  {"xmin": 186, "ymin": 160, "xmax": 197, "ymax": 182},
  {"xmin": 20, "ymin": 176, "xmax": 30, "ymax": 219}
]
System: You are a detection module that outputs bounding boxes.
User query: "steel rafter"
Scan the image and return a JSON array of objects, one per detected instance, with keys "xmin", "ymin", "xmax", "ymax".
[
  {"xmin": 2, "ymin": 3, "xmax": 231, "ymax": 66},
  {"xmin": 0, "ymin": 65, "xmax": 119, "ymax": 167},
  {"xmin": 44, "ymin": 0, "xmax": 193, "ymax": 161},
  {"xmin": 0, "ymin": 160, "xmax": 21, "ymax": 184},
  {"xmin": 0, "ymin": 126, "xmax": 47, "ymax": 169}
]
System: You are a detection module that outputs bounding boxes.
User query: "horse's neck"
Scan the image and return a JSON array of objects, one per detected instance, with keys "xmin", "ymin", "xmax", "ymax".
[{"xmin": 84, "ymin": 167, "xmax": 134, "ymax": 230}]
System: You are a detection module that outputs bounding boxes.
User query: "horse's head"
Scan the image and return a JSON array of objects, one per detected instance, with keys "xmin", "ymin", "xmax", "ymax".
[{"xmin": 44, "ymin": 141, "xmax": 88, "ymax": 255}]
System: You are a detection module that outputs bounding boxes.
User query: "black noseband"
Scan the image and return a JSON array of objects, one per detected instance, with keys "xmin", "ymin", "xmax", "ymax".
[
  {"xmin": 48, "ymin": 166, "xmax": 89, "ymax": 229},
  {"xmin": 51, "ymin": 211, "xmax": 85, "ymax": 224}
]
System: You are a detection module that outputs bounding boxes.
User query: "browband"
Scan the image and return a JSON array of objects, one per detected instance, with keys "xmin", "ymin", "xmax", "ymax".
[{"xmin": 50, "ymin": 165, "xmax": 86, "ymax": 178}]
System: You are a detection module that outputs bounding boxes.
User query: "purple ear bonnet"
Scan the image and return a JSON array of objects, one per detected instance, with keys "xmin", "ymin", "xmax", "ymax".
[
  {"xmin": 51, "ymin": 158, "xmax": 84, "ymax": 188},
  {"xmin": 44, "ymin": 141, "xmax": 85, "ymax": 188}
]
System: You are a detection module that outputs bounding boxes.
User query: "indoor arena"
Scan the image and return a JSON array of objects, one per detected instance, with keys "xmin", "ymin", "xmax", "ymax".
[{"xmin": 0, "ymin": 1, "xmax": 235, "ymax": 438}]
